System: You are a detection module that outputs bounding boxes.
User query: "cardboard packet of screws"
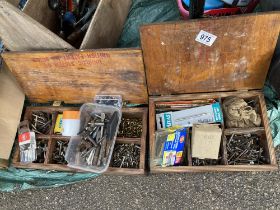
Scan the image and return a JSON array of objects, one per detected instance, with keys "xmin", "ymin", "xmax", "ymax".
[
  {"xmin": 65, "ymin": 103, "xmax": 121, "ymax": 173},
  {"xmin": 226, "ymin": 133, "xmax": 268, "ymax": 165}
]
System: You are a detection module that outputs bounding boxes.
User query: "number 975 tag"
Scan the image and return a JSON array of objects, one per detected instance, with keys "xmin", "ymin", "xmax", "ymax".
[{"xmin": 195, "ymin": 30, "xmax": 217, "ymax": 47}]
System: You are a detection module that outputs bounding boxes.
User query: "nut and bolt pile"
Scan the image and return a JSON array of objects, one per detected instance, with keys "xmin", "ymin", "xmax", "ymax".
[
  {"xmin": 111, "ymin": 144, "xmax": 141, "ymax": 168},
  {"xmin": 227, "ymin": 133, "xmax": 267, "ymax": 165},
  {"xmin": 78, "ymin": 112, "xmax": 119, "ymax": 167},
  {"xmin": 33, "ymin": 141, "xmax": 48, "ymax": 163},
  {"xmin": 118, "ymin": 118, "xmax": 142, "ymax": 138},
  {"xmin": 52, "ymin": 140, "xmax": 68, "ymax": 164},
  {"xmin": 192, "ymin": 157, "xmax": 221, "ymax": 166},
  {"xmin": 31, "ymin": 112, "xmax": 52, "ymax": 134}
]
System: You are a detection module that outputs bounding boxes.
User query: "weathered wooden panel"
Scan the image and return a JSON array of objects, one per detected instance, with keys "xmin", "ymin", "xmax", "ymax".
[
  {"xmin": 140, "ymin": 12, "xmax": 280, "ymax": 95},
  {"xmin": 81, "ymin": 0, "xmax": 132, "ymax": 49},
  {"xmin": 5, "ymin": 0, "xmax": 19, "ymax": 6},
  {"xmin": 2, "ymin": 49, "xmax": 148, "ymax": 104},
  {"xmin": 0, "ymin": 0, "xmax": 73, "ymax": 51},
  {"xmin": 0, "ymin": 65, "xmax": 24, "ymax": 163},
  {"xmin": 23, "ymin": 0, "xmax": 58, "ymax": 32}
]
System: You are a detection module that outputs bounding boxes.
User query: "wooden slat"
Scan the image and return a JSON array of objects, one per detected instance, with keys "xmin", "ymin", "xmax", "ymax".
[
  {"xmin": 2, "ymin": 49, "xmax": 148, "ymax": 104},
  {"xmin": 23, "ymin": 0, "xmax": 58, "ymax": 32},
  {"xmin": 259, "ymin": 94, "xmax": 277, "ymax": 165},
  {"xmin": 81, "ymin": 0, "xmax": 132, "ymax": 49},
  {"xmin": 0, "ymin": 0, "xmax": 73, "ymax": 51},
  {"xmin": 5, "ymin": 0, "xmax": 19, "ymax": 6},
  {"xmin": 0, "ymin": 65, "xmax": 24, "ymax": 162},
  {"xmin": 140, "ymin": 12, "xmax": 280, "ymax": 95},
  {"xmin": 150, "ymin": 164, "xmax": 278, "ymax": 173}
]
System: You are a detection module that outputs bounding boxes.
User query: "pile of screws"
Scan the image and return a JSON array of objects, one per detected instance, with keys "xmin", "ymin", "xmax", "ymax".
[
  {"xmin": 118, "ymin": 118, "xmax": 142, "ymax": 138},
  {"xmin": 31, "ymin": 112, "xmax": 52, "ymax": 134},
  {"xmin": 111, "ymin": 144, "xmax": 140, "ymax": 168},
  {"xmin": 33, "ymin": 141, "xmax": 48, "ymax": 163},
  {"xmin": 227, "ymin": 133, "xmax": 267, "ymax": 165},
  {"xmin": 78, "ymin": 111, "xmax": 119, "ymax": 167},
  {"xmin": 192, "ymin": 157, "xmax": 222, "ymax": 166},
  {"xmin": 52, "ymin": 141, "xmax": 68, "ymax": 164}
]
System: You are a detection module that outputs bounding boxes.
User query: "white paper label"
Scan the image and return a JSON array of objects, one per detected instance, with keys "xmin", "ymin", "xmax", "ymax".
[{"xmin": 195, "ymin": 30, "xmax": 217, "ymax": 46}]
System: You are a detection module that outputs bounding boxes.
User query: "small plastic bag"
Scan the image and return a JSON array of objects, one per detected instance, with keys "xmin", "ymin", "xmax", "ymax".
[
  {"xmin": 94, "ymin": 95, "xmax": 123, "ymax": 109},
  {"xmin": 18, "ymin": 120, "xmax": 36, "ymax": 163},
  {"xmin": 152, "ymin": 126, "xmax": 187, "ymax": 167}
]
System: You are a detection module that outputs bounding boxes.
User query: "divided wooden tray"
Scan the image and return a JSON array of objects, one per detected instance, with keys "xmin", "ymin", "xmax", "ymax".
[
  {"xmin": 149, "ymin": 90, "xmax": 277, "ymax": 173},
  {"xmin": 12, "ymin": 106, "xmax": 147, "ymax": 175}
]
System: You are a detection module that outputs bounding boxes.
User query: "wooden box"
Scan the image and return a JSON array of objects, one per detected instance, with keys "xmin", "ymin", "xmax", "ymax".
[
  {"xmin": 2, "ymin": 49, "xmax": 148, "ymax": 175},
  {"xmin": 0, "ymin": 0, "xmax": 131, "ymax": 50},
  {"xmin": 140, "ymin": 12, "xmax": 280, "ymax": 173}
]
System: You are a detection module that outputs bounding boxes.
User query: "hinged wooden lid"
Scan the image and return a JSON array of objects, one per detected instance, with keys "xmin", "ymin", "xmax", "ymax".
[
  {"xmin": 2, "ymin": 49, "xmax": 148, "ymax": 104},
  {"xmin": 140, "ymin": 12, "xmax": 280, "ymax": 95}
]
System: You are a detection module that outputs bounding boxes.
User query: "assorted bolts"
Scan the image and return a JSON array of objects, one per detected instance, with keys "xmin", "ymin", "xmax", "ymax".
[
  {"xmin": 24, "ymin": 108, "xmax": 143, "ymax": 169},
  {"xmin": 79, "ymin": 112, "xmax": 110, "ymax": 167},
  {"xmin": 33, "ymin": 141, "xmax": 48, "ymax": 163},
  {"xmin": 52, "ymin": 140, "xmax": 68, "ymax": 164},
  {"xmin": 118, "ymin": 118, "xmax": 142, "ymax": 138},
  {"xmin": 192, "ymin": 157, "xmax": 222, "ymax": 166},
  {"xmin": 112, "ymin": 144, "xmax": 140, "ymax": 168},
  {"xmin": 31, "ymin": 112, "xmax": 52, "ymax": 135},
  {"xmin": 227, "ymin": 133, "xmax": 267, "ymax": 165}
]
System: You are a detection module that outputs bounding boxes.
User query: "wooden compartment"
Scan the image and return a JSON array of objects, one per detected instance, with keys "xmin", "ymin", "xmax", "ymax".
[
  {"xmin": 2, "ymin": 48, "xmax": 148, "ymax": 175},
  {"xmin": 12, "ymin": 106, "xmax": 147, "ymax": 174},
  {"xmin": 140, "ymin": 12, "xmax": 280, "ymax": 173},
  {"xmin": 149, "ymin": 91, "xmax": 277, "ymax": 173}
]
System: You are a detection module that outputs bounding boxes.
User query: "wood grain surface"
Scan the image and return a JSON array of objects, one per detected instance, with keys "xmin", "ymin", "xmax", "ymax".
[
  {"xmin": 140, "ymin": 12, "xmax": 280, "ymax": 95},
  {"xmin": 0, "ymin": 0, "xmax": 73, "ymax": 51},
  {"xmin": 2, "ymin": 49, "xmax": 148, "ymax": 104},
  {"xmin": 81, "ymin": 0, "xmax": 132, "ymax": 49},
  {"xmin": 23, "ymin": 0, "xmax": 58, "ymax": 33},
  {"xmin": 5, "ymin": 0, "xmax": 18, "ymax": 6}
]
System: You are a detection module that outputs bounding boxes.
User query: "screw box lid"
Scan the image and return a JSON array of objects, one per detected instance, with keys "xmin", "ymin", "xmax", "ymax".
[
  {"xmin": 2, "ymin": 49, "xmax": 148, "ymax": 104},
  {"xmin": 140, "ymin": 12, "xmax": 280, "ymax": 96}
]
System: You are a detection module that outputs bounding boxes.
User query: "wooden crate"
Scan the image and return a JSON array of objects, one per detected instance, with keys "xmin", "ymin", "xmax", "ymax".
[
  {"xmin": 22, "ymin": 0, "xmax": 131, "ymax": 49},
  {"xmin": 140, "ymin": 12, "xmax": 280, "ymax": 173},
  {"xmin": 2, "ymin": 48, "xmax": 148, "ymax": 175},
  {"xmin": 0, "ymin": 0, "xmax": 131, "ymax": 49}
]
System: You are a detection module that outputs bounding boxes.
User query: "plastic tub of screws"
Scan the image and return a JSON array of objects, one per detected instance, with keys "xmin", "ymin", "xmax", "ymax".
[{"xmin": 65, "ymin": 103, "xmax": 122, "ymax": 173}]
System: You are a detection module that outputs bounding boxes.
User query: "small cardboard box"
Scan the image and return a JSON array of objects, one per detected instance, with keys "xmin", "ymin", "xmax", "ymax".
[
  {"xmin": 1, "ymin": 49, "xmax": 148, "ymax": 175},
  {"xmin": 140, "ymin": 12, "xmax": 280, "ymax": 173}
]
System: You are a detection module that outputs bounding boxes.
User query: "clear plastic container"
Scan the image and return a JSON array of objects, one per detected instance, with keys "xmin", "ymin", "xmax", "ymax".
[{"xmin": 65, "ymin": 103, "xmax": 121, "ymax": 173}]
